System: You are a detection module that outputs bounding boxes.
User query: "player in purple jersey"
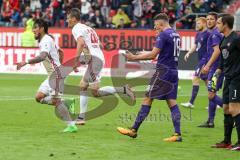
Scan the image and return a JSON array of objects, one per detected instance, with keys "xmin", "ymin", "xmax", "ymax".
[
  {"xmin": 116, "ymin": 13, "xmax": 182, "ymax": 142},
  {"xmin": 181, "ymin": 17, "xmax": 210, "ymax": 108},
  {"xmin": 199, "ymin": 12, "xmax": 224, "ymax": 128}
]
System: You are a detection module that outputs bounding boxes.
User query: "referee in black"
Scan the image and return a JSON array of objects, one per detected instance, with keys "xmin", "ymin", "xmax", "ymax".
[{"xmin": 211, "ymin": 13, "xmax": 240, "ymax": 151}]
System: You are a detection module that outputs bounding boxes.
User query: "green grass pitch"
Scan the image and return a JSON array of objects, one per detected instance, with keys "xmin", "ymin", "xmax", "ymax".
[{"xmin": 0, "ymin": 74, "xmax": 239, "ymax": 160}]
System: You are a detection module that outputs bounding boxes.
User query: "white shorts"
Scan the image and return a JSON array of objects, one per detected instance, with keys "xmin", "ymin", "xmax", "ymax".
[
  {"xmin": 38, "ymin": 77, "xmax": 64, "ymax": 98},
  {"xmin": 82, "ymin": 56, "xmax": 104, "ymax": 84}
]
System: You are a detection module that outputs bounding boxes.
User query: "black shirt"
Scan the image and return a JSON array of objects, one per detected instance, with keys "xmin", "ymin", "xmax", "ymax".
[{"xmin": 219, "ymin": 31, "xmax": 240, "ymax": 79}]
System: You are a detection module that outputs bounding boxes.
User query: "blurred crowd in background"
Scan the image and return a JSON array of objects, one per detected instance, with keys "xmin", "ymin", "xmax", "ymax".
[{"xmin": 0, "ymin": 0, "xmax": 237, "ymax": 29}]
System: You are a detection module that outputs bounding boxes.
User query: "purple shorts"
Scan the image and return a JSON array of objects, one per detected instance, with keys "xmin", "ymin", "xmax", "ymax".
[
  {"xmin": 194, "ymin": 59, "xmax": 208, "ymax": 81},
  {"xmin": 207, "ymin": 66, "xmax": 224, "ymax": 92},
  {"xmin": 145, "ymin": 68, "xmax": 178, "ymax": 100}
]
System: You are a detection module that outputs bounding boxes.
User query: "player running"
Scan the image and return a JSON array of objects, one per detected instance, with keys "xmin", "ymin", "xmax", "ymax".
[
  {"xmin": 199, "ymin": 12, "xmax": 224, "ymax": 128},
  {"xmin": 181, "ymin": 17, "xmax": 210, "ymax": 108},
  {"xmin": 211, "ymin": 14, "xmax": 240, "ymax": 151},
  {"xmin": 117, "ymin": 13, "xmax": 182, "ymax": 142},
  {"xmin": 16, "ymin": 19, "xmax": 78, "ymax": 133},
  {"xmin": 66, "ymin": 8, "xmax": 135, "ymax": 125}
]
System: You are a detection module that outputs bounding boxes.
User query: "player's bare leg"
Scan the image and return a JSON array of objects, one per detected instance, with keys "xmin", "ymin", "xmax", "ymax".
[
  {"xmin": 76, "ymin": 80, "xmax": 135, "ymax": 125},
  {"xmin": 35, "ymin": 90, "xmax": 78, "ymax": 132},
  {"xmin": 35, "ymin": 92, "xmax": 75, "ymax": 114},
  {"xmin": 96, "ymin": 84, "xmax": 135, "ymax": 102},
  {"xmin": 35, "ymin": 92, "xmax": 53, "ymax": 105}
]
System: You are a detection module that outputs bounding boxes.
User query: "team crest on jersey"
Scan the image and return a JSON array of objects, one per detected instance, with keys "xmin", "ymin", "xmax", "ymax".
[
  {"xmin": 227, "ymin": 42, "xmax": 231, "ymax": 46},
  {"xmin": 222, "ymin": 49, "xmax": 229, "ymax": 59}
]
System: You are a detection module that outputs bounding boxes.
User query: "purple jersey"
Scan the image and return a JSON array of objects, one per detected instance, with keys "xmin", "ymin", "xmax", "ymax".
[
  {"xmin": 155, "ymin": 28, "xmax": 181, "ymax": 70},
  {"xmin": 195, "ymin": 30, "xmax": 210, "ymax": 60},
  {"xmin": 207, "ymin": 27, "xmax": 223, "ymax": 68}
]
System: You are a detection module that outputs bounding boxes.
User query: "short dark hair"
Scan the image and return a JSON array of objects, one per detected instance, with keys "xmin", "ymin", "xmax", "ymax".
[
  {"xmin": 69, "ymin": 8, "xmax": 81, "ymax": 21},
  {"xmin": 208, "ymin": 12, "xmax": 218, "ymax": 20},
  {"xmin": 34, "ymin": 19, "xmax": 48, "ymax": 33},
  {"xmin": 218, "ymin": 13, "xmax": 234, "ymax": 29},
  {"xmin": 154, "ymin": 13, "xmax": 169, "ymax": 22}
]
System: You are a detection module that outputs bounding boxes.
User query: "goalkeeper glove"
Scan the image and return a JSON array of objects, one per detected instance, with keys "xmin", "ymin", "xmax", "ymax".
[{"xmin": 208, "ymin": 72, "xmax": 220, "ymax": 91}]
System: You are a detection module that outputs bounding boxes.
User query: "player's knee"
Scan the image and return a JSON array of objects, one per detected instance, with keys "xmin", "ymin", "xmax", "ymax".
[
  {"xmin": 223, "ymin": 104, "xmax": 230, "ymax": 114},
  {"xmin": 142, "ymin": 97, "xmax": 152, "ymax": 105},
  {"xmin": 229, "ymin": 103, "xmax": 240, "ymax": 116},
  {"xmin": 228, "ymin": 107, "xmax": 235, "ymax": 115},
  {"xmin": 192, "ymin": 77, "xmax": 199, "ymax": 85},
  {"xmin": 35, "ymin": 94, "xmax": 45, "ymax": 103},
  {"xmin": 80, "ymin": 85, "xmax": 88, "ymax": 91},
  {"xmin": 91, "ymin": 89, "xmax": 100, "ymax": 97},
  {"xmin": 79, "ymin": 82, "xmax": 88, "ymax": 91},
  {"xmin": 35, "ymin": 96, "xmax": 42, "ymax": 103},
  {"xmin": 79, "ymin": 80, "xmax": 88, "ymax": 91},
  {"xmin": 51, "ymin": 98, "xmax": 59, "ymax": 106},
  {"xmin": 208, "ymin": 92, "xmax": 215, "ymax": 100},
  {"xmin": 167, "ymin": 100, "xmax": 177, "ymax": 108}
]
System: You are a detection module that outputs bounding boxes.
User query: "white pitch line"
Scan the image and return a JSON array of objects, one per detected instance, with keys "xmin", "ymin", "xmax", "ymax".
[
  {"xmin": 0, "ymin": 98, "xmax": 34, "ymax": 101},
  {"xmin": 0, "ymin": 94, "xmax": 208, "ymax": 101}
]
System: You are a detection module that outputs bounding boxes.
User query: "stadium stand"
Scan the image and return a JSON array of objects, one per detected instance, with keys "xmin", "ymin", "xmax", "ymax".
[{"xmin": 0, "ymin": 0, "xmax": 238, "ymax": 29}]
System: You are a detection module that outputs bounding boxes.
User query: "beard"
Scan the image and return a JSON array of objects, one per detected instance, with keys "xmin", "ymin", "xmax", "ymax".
[
  {"xmin": 208, "ymin": 24, "xmax": 216, "ymax": 30},
  {"xmin": 34, "ymin": 34, "xmax": 40, "ymax": 40},
  {"xmin": 196, "ymin": 26, "xmax": 202, "ymax": 31}
]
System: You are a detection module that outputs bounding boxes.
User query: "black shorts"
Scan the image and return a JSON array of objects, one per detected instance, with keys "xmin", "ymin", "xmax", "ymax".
[{"xmin": 223, "ymin": 75, "xmax": 240, "ymax": 104}]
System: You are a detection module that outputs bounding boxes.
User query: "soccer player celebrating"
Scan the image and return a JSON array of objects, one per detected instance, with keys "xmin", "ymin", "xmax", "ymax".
[
  {"xmin": 181, "ymin": 17, "xmax": 210, "ymax": 108},
  {"xmin": 212, "ymin": 14, "xmax": 240, "ymax": 151},
  {"xmin": 199, "ymin": 12, "xmax": 224, "ymax": 128},
  {"xmin": 16, "ymin": 19, "xmax": 78, "ymax": 133},
  {"xmin": 66, "ymin": 8, "xmax": 135, "ymax": 125},
  {"xmin": 117, "ymin": 13, "xmax": 182, "ymax": 142}
]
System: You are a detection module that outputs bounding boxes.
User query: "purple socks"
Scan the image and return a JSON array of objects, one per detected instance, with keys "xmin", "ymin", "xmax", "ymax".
[
  {"xmin": 170, "ymin": 105, "xmax": 181, "ymax": 134},
  {"xmin": 132, "ymin": 105, "xmax": 151, "ymax": 131},
  {"xmin": 189, "ymin": 85, "xmax": 199, "ymax": 105},
  {"xmin": 208, "ymin": 95, "xmax": 223, "ymax": 123}
]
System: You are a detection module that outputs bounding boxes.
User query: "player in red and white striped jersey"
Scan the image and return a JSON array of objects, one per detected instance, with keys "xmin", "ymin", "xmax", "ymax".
[
  {"xmin": 16, "ymin": 19, "xmax": 78, "ymax": 133},
  {"xmin": 67, "ymin": 8, "xmax": 136, "ymax": 125}
]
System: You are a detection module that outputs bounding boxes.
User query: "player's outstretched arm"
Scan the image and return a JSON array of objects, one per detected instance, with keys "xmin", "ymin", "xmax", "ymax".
[
  {"xmin": 202, "ymin": 45, "xmax": 220, "ymax": 74},
  {"xmin": 58, "ymin": 48, "xmax": 64, "ymax": 64},
  {"xmin": 16, "ymin": 52, "xmax": 48, "ymax": 70},
  {"xmin": 184, "ymin": 44, "xmax": 197, "ymax": 62},
  {"xmin": 124, "ymin": 47, "xmax": 160, "ymax": 61}
]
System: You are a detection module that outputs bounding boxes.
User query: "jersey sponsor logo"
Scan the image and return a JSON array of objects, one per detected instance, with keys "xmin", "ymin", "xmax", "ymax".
[
  {"xmin": 222, "ymin": 49, "xmax": 229, "ymax": 59},
  {"xmin": 196, "ymin": 42, "xmax": 201, "ymax": 51}
]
